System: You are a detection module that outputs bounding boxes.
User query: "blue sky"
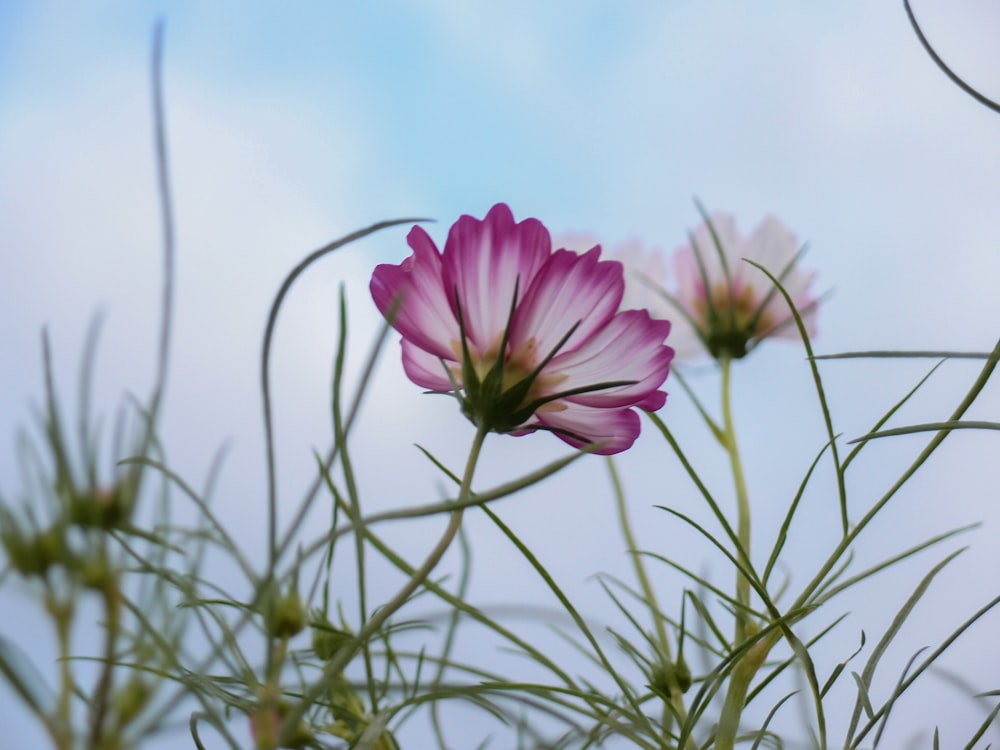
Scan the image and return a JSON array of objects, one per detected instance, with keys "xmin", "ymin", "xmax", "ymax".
[{"xmin": 2, "ymin": 2, "xmax": 999, "ymax": 747}]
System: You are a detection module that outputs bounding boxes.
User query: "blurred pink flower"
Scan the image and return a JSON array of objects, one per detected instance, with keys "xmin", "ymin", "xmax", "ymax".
[
  {"xmin": 371, "ymin": 204, "xmax": 674, "ymax": 454},
  {"xmin": 674, "ymin": 212, "xmax": 817, "ymax": 359},
  {"xmin": 561, "ymin": 212, "xmax": 817, "ymax": 361}
]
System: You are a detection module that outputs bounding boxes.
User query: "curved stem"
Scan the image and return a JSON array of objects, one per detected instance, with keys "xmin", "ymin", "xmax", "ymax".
[{"xmin": 257, "ymin": 217, "xmax": 422, "ymax": 683}]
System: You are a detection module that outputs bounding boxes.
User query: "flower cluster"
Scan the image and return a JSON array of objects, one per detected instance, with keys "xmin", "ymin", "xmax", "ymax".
[{"xmin": 370, "ymin": 204, "xmax": 674, "ymax": 454}]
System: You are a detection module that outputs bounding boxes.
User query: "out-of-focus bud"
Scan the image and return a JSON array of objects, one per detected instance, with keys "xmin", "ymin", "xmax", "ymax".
[
  {"xmin": 80, "ymin": 550, "xmax": 112, "ymax": 591},
  {"xmin": 113, "ymin": 677, "xmax": 150, "ymax": 726},
  {"xmin": 265, "ymin": 586, "xmax": 307, "ymax": 640},
  {"xmin": 310, "ymin": 615, "xmax": 353, "ymax": 661},
  {"xmin": 70, "ymin": 485, "xmax": 133, "ymax": 529},
  {"xmin": 1, "ymin": 516, "xmax": 70, "ymax": 578}
]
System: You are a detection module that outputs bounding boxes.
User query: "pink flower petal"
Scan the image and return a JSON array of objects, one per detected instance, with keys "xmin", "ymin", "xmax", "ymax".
[
  {"xmin": 689, "ymin": 212, "xmax": 742, "ymax": 275},
  {"xmin": 401, "ymin": 339, "xmax": 459, "ymax": 392},
  {"xmin": 548, "ymin": 310, "xmax": 673, "ymax": 409},
  {"xmin": 441, "ymin": 203, "xmax": 551, "ymax": 357},
  {"xmin": 746, "ymin": 215, "xmax": 798, "ymax": 266},
  {"xmin": 511, "ymin": 247, "xmax": 623, "ymax": 360},
  {"xmin": 531, "ymin": 403, "xmax": 641, "ymax": 455},
  {"xmin": 370, "ymin": 226, "xmax": 459, "ymax": 360},
  {"xmin": 744, "ymin": 216, "xmax": 818, "ymax": 340}
]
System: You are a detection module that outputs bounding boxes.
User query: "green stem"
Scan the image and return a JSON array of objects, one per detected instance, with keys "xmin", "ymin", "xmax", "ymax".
[
  {"xmin": 255, "ymin": 638, "xmax": 290, "ymax": 750},
  {"xmin": 278, "ymin": 425, "xmax": 488, "ymax": 743},
  {"xmin": 88, "ymin": 572, "xmax": 122, "ymax": 750},
  {"xmin": 714, "ymin": 355, "xmax": 765, "ymax": 750},
  {"xmin": 608, "ymin": 458, "xmax": 693, "ymax": 747},
  {"xmin": 720, "ymin": 356, "xmax": 752, "ymax": 644},
  {"xmin": 714, "ymin": 633, "xmax": 777, "ymax": 750},
  {"xmin": 49, "ymin": 590, "xmax": 74, "ymax": 750}
]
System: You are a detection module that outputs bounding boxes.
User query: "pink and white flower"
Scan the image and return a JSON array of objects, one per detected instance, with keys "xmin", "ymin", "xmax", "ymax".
[
  {"xmin": 673, "ymin": 212, "xmax": 817, "ymax": 359},
  {"xmin": 370, "ymin": 204, "xmax": 674, "ymax": 454},
  {"xmin": 563, "ymin": 212, "xmax": 818, "ymax": 361}
]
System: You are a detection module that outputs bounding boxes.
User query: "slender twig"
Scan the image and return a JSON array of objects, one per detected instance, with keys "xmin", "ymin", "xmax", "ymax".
[{"xmin": 903, "ymin": 0, "xmax": 1000, "ymax": 115}]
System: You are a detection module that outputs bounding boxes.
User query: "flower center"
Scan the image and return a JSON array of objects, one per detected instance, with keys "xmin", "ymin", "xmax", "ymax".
[
  {"xmin": 693, "ymin": 282, "xmax": 776, "ymax": 359},
  {"xmin": 449, "ymin": 332, "xmax": 571, "ymax": 432}
]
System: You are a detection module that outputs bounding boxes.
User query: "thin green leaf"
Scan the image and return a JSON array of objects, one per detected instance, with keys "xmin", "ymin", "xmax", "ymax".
[
  {"xmin": 850, "ymin": 420, "xmax": 1000, "ymax": 443},
  {"xmin": 480, "ymin": 504, "xmax": 660, "ymax": 742},
  {"xmin": 644, "ymin": 411, "xmax": 742, "ymax": 555},
  {"xmin": 816, "ymin": 528, "xmax": 976, "ymax": 607},
  {"xmin": 793, "ymin": 336, "xmax": 1000, "ymax": 619},
  {"xmin": 744, "ymin": 259, "xmax": 848, "ymax": 536},
  {"xmin": 963, "ymin": 699, "xmax": 1000, "ymax": 750},
  {"xmin": 762, "ymin": 438, "xmax": 833, "ymax": 586},
  {"xmin": 841, "ymin": 361, "xmax": 943, "ymax": 472},
  {"xmin": 820, "ymin": 632, "xmax": 865, "ymax": 698},
  {"xmin": 851, "ymin": 671, "xmax": 875, "ymax": 720},
  {"xmin": 0, "ymin": 633, "xmax": 57, "ymax": 716},
  {"xmin": 748, "ymin": 613, "xmax": 849, "ymax": 706},
  {"xmin": 260, "ymin": 215, "xmax": 427, "ymax": 581},
  {"xmin": 812, "ymin": 350, "xmax": 992, "ymax": 360},
  {"xmin": 846, "ymin": 548, "xmax": 968, "ymax": 745},
  {"xmin": 871, "ymin": 647, "xmax": 928, "ymax": 748},
  {"xmin": 670, "ymin": 368, "xmax": 725, "ymax": 443},
  {"xmin": 749, "ymin": 691, "xmax": 798, "ymax": 750}
]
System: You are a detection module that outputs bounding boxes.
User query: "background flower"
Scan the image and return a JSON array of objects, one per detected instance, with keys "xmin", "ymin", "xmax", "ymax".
[
  {"xmin": 674, "ymin": 212, "xmax": 817, "ymax": 359},
  {"xmin": 560, "ymin": 212, "xmax": 817, "ymax": 361},
  {"xmin": 371, "ymin": 204, "xmax": 674, "ymax": 454}
]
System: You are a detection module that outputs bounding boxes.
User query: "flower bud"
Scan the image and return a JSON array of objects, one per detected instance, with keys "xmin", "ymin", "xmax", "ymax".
[
  {"xmin": 650, "ymin": 655, "xmax": 692, "ymax": 696},
  {"xmin": 266, "ymin": 587, "xmax": 306, "ymax": 640},
  {"xmin": 674, "ymin": 654, "xmax": 692, "ymax": 693},
  {"xmin": 1, "ymin": 516, "xmax": 40, "ymax": 577},
  {"xmin": 80, "ymin": 551, "xmax": 112, "ymax": 591},
  {"xmin": 69, "ymin": 485, "xmax": 132, "ymax": 529},
  {"xmin": 2, "ymin": 519, "xmax": 70, "ymax": 578},
  {"xmin": 113, "ymin": 677, "xmax": 150, "ymax": 726},
  {"xmin": 311, "ymin": 618, "xmax": 353, "ymax": 661}
]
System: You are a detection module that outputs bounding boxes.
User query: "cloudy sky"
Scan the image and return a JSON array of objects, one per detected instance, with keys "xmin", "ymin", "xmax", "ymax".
[{"xmin": 1, "ymin": 2, "xmax": 999, "ymax": 747}]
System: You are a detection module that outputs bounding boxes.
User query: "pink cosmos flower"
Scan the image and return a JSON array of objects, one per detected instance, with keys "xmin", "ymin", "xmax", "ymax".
[
  {"xmin": 674, "ymin": 212, "xmax": 817, "ymax": 359},
  {"xmin": 562, "ymin": 212, "xmax": 818, "ymax": 361},
  {"xmin": 370, "ymin": 204, "xmax": 674, "ymax": 455}
]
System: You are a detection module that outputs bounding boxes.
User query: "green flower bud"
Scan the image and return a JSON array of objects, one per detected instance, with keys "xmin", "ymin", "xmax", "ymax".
[
  {"xmin": 69, "ymin": 485, "xmax": 132, "ymax": 529},
  {"xmin": 266, "ymin": 587, "xmax": 306, "ymax": 640},
  {"xmin": 80, "ymin": 551, "xmax": 112, "ymax": 590},
  {"xmin": 113, "ymin": 677, "xmax": 150, "ymax": 726},
  {"xmin": 1, "ymin": 517, "xmax": 40, "ymax": 577},
  {"xmin": 311, "ymin": 618, "xmax": 353, "ymax": 661},
  {"xmin": 3, "ymin": 521, "xmax": 70, "ymax": 578},
  {"xmin": 674, "ymin": 654, "xmax": 692, "ymax": 693},
  {"xmin": 650, "ymin": 655, "xmax": 692, "ymax": 696}
]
